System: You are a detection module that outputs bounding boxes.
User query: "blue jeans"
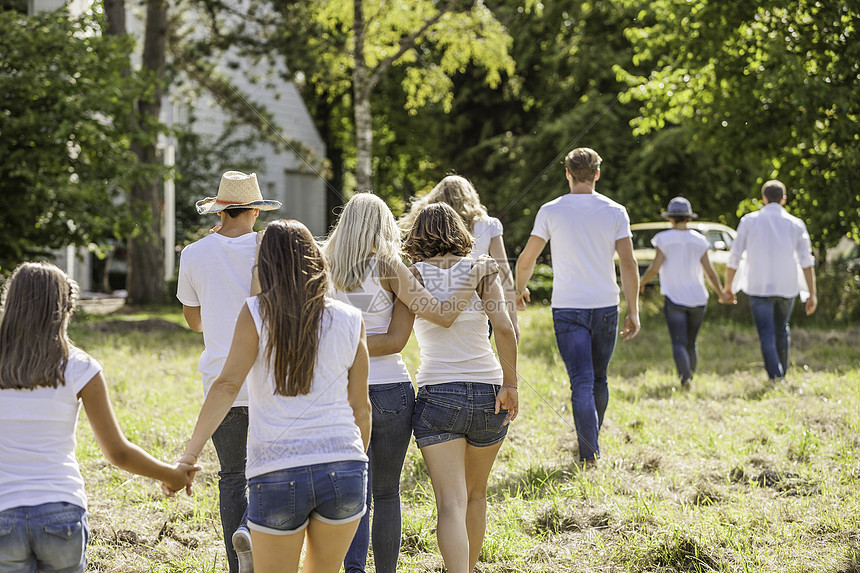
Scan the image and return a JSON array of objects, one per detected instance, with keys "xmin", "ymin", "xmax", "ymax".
[
  {"xmin": 749, "ymin": 295, "xmax": 795, "ymax": 379},
  {"xmin": 211, "ymin": 406, "xmax": 249, "ymax": 573},
  {"xmin": 248, "ymin": 461, "xmax": 367, "ymax": 534},
  {"xmin": 344, "ymin": 382, "xmax": 415, "ymax": 573},
  {"xmin": 552, "ymin": 306, "xmax": 618, "ymax": 462},
  {"xmin": 412, "ymin": 382, "xmax": 510, "ymax": 449},
  {"xmin": 663, "ymin": 299, "xmax": 707, "ymax": 382},
  {"xmin": 0, "ymin": 502, "xmax": 88, "ymax": 573}
]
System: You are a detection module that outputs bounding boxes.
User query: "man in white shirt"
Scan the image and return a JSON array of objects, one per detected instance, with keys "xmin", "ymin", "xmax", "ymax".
[
  {"xmin": 176, "ymin": 171, "xmax": 280, "ymax": 573},
  {"xmin": 723, "ymin": 179, "xmax": 817, "ymax": 380},
  {"xmin": 515, "ymin": 148, "xmax": 640, "ymax": 466}
]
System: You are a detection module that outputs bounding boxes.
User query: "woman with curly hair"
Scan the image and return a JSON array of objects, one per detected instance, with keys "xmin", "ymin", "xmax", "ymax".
[
  {"xmin": 400, "ymin": 175, "xmax": 518, "ymax": 338},
  {"xmin": 403, "ymin": 203, "xmax": 518, "ymax": 573}
]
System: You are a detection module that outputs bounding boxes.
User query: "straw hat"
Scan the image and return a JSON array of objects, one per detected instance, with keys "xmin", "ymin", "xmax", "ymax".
[{"xmin": 196, "ymin": 171, "xmax": 282, "ymax": 215}]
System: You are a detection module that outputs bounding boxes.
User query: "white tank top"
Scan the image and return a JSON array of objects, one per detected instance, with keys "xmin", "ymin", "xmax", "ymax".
[
  {"xmin": 244, "ymin": 297, "xmax": 367, "ymax": 479},
  {"xmin": 412, "ymin": 258, "xmax": 503, "ymax": 387},
  {"xmin": 331, "ymin": 258, "xmax": 411, "ymax": 385}
]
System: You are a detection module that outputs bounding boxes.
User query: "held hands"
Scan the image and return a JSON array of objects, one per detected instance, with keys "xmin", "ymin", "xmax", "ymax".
[
  {"xmin": 495, "ymin": 386, "xmax": 519, "ymax": 425},
  {"xmin": 160, "ymin": 459, "xmax": 202, "ymax": 498},
  {"xmin": 720, "ymin": 288, "xmax": 737, "ymax": 305}
]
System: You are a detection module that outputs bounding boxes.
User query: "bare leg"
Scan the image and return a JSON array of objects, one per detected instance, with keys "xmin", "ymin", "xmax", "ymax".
[
  {"xmin": 304, "ymin": 517, "xmax": 363, "ymax": 573},
  {"xmin": 464, "ymin": 442, "xmax": 504, "ymax": 572},
  {"xmin": 420, "ymin": 439, "xmax": 469, "ymax": 573},
  {"xmin": 250, "ymin": 528, "xmax": 304, "ymax": 573}
]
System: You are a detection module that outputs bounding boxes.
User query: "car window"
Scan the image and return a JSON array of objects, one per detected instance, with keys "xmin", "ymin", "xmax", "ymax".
[
  {"xmin": 705, "ymin": 231, "xmax": 724, "ymax": 250},
  {"xmin": 721, "ymin": 232, "xmax": 733, "ymax": 249}
]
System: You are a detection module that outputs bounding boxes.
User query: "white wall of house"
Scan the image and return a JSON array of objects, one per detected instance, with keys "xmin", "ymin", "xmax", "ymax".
[{"xmin": 35, "ymin": 0, "xmax": 329, "ymax": 290}]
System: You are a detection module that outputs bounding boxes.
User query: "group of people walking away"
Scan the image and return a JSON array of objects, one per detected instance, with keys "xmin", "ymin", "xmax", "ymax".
[{"xmin": 0, "ymin": 147, "xmax": 818, "ymax": 573}]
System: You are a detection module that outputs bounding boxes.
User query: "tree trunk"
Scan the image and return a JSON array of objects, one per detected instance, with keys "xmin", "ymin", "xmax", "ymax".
[
  {"xmin": 127, "ymin": 0, "xmax": 168, "ymax": 304},
  {"xmin": 352, "ymin": 0, "xmax": 373, "ymax": 192}
]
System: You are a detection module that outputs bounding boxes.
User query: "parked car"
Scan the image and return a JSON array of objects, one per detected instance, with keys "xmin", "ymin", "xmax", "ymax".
[{"xmin": 619, "ymin": 221, "xmax": 738, "ymax": 276}]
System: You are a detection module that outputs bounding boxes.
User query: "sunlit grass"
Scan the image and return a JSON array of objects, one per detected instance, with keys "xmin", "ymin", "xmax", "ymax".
[{"xmin": 71, "ymin": 304, "xmax": 860, "ymax": 572}]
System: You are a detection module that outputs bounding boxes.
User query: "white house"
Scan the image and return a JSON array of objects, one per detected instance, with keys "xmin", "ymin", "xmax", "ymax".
[{"xmin": 35, "ymin": 0, "xmax": 329, "ymax": 291}]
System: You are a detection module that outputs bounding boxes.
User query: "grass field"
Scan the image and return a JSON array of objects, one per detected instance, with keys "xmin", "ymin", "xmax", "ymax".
[{"xmin": 69, "ymin": 302, "xmax": 860, "ymax": 573}]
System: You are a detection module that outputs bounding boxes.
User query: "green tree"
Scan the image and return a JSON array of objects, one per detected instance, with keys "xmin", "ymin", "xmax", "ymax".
[
  {"xmin": 0, "ymin": 8, "xmax": 144, "ymax": 274},
  {"xmin": 616, "ymin": 0, "xmax": 860, "ymax": 249}
]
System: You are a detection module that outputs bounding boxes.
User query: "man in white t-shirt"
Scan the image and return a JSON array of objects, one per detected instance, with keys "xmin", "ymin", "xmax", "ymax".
[
  {"xmin": 515, "ymin": 148, "xmax": 640, "ymax": 466},
  {"xmin": 176, "ymin": 171, "xmax": 280, "ymax": 573},
  {"xmin": 723, "ymin": 179, "xmax": 817, "ymax": 380}
]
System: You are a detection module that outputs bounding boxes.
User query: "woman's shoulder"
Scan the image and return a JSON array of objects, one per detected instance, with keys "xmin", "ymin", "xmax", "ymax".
[{"xmin": 474, "ymin": 216, "xmax": 503, "ymax": 235}]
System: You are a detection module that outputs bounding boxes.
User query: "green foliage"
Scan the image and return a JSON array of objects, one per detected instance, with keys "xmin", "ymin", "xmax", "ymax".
[
  {"xmin": 617, "ymin": 0, "xmax": 860, "ymax": 248},
  {"xmin": 0, "ymin": 8, "xmax": 148, "ymax": 273}
]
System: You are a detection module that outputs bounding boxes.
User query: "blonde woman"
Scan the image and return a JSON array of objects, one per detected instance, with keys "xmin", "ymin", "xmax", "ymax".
[
  {"xmin": 400, "ymin": 175, "xmax": 518, "ymax": 338},
  {"xmin": 323, "ymin": 192, "xmax": 498, "ymax": 573},
  {"xmin": 404, "ymin": 203, "xmax": 518, "ymax": 573},
  {"xmin": 0, "ymin": 263, "xmax": 198, "ymax": 573}
]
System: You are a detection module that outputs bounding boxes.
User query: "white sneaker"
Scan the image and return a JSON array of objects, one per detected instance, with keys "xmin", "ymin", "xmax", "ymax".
[{"xmin": 232, "ymin": 526, "xmax": 253, "ymax": 573}]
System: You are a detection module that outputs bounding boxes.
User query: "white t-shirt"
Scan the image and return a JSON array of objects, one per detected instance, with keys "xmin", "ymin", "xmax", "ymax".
[
  {"xmin": 0, "ymin": 347, "xmax": 101, "ymax": 512},
  {"xmin": 652, "ymin": 229, "xmax": 710, "ymax": 307},
  {"xmin": 244, "ymin": 297, "xmax": 367, "ymax": 479},
  {"xmin": 470, "ymin": 217, "xmax": 503, "ymax": 258},
  {"xmin": 412, "ymin": 259, "xmax": 504, "ymax": 387},
  {"xmin": 330, "ymin": 258, "xmax": 412, "ymax": 385},
  {"xmin": 176, "ymin": 232, "xmax": 257, "ymax": 405},
  {"xmin": 727, "ymin": 203, "xmax": 815, "ymax": 299},
  {"xmin": 531, "ymin": 192, "xmax": 632, "ymax": 308}
]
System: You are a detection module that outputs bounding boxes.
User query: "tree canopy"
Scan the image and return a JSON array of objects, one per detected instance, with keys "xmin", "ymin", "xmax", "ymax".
[{"xmin": 0, "ymin": 8, "xmax": 145, "ymax": 273}]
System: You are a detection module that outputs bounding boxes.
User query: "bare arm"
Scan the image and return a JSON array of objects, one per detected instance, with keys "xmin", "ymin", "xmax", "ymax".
[
  {"xmin": 515, "ymin": 235, "xmax": 547, "ymax": 310},
  {"xmin": 723, "ymin": 267, "xmax": 738, "ymax": 304},
  {"xmin": 488, "ymin": 235, "xmax": 519, "ymax": 341},
  {"xmin": 182, "ymin": 305, "xmax": 202, "ymax": 332},
  {"xmin": 347, "ymin": 322, "xmax": 371, "ymax": 451},
  {"xmin": 638, "ymin": 248, "xmax": 665, "ymax": 294},
  {"xmin": 700, "ymin": 253, "xmax": 728, "ymax": 301},
  {"xmin": 478, "ymin": 274, "xmax": 519, "ymax": 425},
  {"xmin": 79, "ymin": 373, "xmax": 200, "ymax": 495},
  {"xmin": 615, "ymin": 237, "xmax": 640, "ymax": 341},
  {"xmin": 803, "ymin": 266, "xmax": 817, "ymax": 315},
  {"xmin": 250, "ymin": 230, "xmax": 264, "ymax": 296},
  {"xmin": 182, "ymin": 304, "xmax": 258, "ymax": 461},
  {"xmin": 365, "ymin": 295, "xmax": 415, "ymax": 356},
  {"xmin": 389, "ymin": 257, "xmax": 498, "ymax": 327}
]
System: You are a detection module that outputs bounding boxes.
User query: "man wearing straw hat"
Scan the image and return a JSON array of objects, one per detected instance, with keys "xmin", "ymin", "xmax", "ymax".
[{"xmin": 176, "ymin": 171, "xmax": 280, "ymax": 573}]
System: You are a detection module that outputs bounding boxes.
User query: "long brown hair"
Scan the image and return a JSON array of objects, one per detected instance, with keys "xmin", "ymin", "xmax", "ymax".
[
  {"xmin": 256, "ymin": 220, "xmax": 329, "ymax": 396},
  {"xmin": 0, "ymin": 262, "xmax": 78, "ymax": 390},
  {"xmin": 403, "ymin": 203, "xmax": 474, "ymax": 263}
]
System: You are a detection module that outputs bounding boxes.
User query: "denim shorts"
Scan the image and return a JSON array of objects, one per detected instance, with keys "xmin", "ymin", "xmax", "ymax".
[
  {"xmin": 0, "ymin": 502, "xmax": 88, "ymax": 573},
  {"xmin": 247, "ymin": 460, "xmax": 367, "ymax": 535},
  {"xmin": 412, "ymin": 382, "xmax": 509, "ymax": 449}
]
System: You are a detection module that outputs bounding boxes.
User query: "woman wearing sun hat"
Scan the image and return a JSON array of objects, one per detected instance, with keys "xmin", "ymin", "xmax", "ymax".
[{"xmin": 639, "ymin": 197, "xmax": 730, "ymax": 390}]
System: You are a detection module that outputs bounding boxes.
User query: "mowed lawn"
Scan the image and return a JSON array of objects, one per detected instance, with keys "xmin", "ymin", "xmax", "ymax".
[{"xmin": 69, "ymin": 303, "xmax": 860, "ymax": 573}]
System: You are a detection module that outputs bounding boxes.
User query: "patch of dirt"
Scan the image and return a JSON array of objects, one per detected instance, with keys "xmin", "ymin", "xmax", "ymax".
[{"xmin": 752, "ymin": 469, "xmax": 820, "ymax": 496}]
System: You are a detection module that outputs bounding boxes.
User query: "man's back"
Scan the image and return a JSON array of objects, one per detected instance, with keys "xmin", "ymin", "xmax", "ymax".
[
  {"xmin": 176, "ymin": 232, "xmax": 257, "ymax": 402},
  {"xmin": 729, "ymin": 204, "xmax": 814, "ymax": 298},
  {"xmin": 532, "ymin": 192, "xmax": 630, "ymax": 309}
]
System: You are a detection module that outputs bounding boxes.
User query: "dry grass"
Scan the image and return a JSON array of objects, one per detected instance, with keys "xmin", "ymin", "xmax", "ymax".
[{"xmin": 69, "ymin": 304, "xmax": 860, "ymax": 572}]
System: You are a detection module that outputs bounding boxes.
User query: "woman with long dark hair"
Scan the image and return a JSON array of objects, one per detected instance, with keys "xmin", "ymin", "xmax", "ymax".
[{"xmin": 181, "ymin": 220, "xmax": 371, "ymax": 573}]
